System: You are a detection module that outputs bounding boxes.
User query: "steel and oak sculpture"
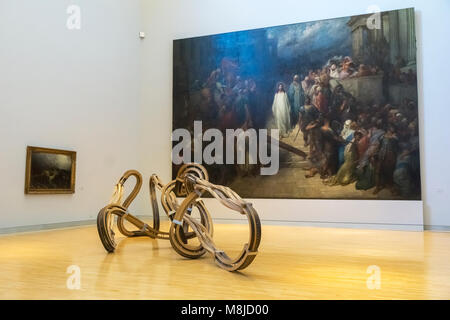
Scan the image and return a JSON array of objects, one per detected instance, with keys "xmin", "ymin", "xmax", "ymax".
[{"xmin": 96, "ymin": 163, "xmax": 261, "ymax": 271}]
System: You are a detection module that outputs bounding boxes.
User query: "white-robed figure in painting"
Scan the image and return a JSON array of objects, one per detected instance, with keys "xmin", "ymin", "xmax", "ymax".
[{"xmin": 272, "ymin": 82, "xmax": 291, "ymax": 137}]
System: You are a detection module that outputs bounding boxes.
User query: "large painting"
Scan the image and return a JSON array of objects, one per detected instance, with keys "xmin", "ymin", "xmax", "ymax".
[
  {"xmin": 173, "ymin": 8, "xmax": 421, "ymax": 200},
  {"xmin": 25, "ymin": 146, "xmax": 76, "ymax": 194}
]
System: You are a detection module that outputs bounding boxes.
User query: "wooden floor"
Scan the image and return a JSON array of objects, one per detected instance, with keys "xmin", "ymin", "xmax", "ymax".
[{"xmin": 0, "ymin": 221, "xmax": 449, "ymax": 300}]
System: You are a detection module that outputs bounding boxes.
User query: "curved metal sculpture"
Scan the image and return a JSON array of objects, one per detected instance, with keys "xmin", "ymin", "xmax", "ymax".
[{"xmin": 96, "ymin": 163, "xmax": 261, "ymax": 271}]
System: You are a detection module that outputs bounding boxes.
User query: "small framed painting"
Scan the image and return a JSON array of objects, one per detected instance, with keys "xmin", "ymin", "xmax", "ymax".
[{"xmin": 25, "ymin": 146, "xmax": 76, "ymax": 194}]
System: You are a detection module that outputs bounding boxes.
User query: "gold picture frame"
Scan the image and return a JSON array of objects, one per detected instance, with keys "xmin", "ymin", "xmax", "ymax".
[{"xmin": 25, "ymin": 146, "xmax": 76, "ymax": 194}]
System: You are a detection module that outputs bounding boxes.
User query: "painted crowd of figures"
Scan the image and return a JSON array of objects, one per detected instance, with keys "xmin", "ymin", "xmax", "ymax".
[
  {"xmin": 178, "ymin": 54, "xmax": 420, "ymax": 198},
  {"xmin": 271, "ymin": 55, "xmax": 420, "ymax": 197}
]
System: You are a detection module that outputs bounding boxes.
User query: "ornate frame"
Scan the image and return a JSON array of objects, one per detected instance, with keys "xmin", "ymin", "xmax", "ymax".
[{"xmin": 25, "ymin": 146, "xmax": 77, "ymax": 194}]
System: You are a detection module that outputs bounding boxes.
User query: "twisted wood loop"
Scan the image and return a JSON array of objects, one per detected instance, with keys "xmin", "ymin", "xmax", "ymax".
[
  {"xmin": 170, "ymin": 172, "xmax": 261, "ymax": 271},
  {"xmin": 97, "ymin": 164, "xmax": 212, "ymax": 250},
  {"xmin": 96, "ymin": 163, "xmax": 261, "ymax": 271}
]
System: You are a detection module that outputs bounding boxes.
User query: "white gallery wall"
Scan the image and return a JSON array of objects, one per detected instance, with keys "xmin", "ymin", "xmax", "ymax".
[
  {"xmin": 138, "ymin": 0, "xmax": 450, "ymax": 229},
  {"xmin": 0, "ymin": 0, "xmax": 142, "ymax": 229},
  {"xmin": 0, "ymin": 0, "xmax": 449, "ymax": 230}
]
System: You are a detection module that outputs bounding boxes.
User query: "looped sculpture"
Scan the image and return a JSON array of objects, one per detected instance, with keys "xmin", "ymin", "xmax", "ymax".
[{"xmin": 96, "ymin": 163, "xmax": 261, "ymax": 271}]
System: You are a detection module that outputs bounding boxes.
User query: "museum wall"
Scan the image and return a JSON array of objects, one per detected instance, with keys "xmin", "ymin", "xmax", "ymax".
[
  {"xmin": 1, "ymin": 0, "xmax": 449, "ymax": 231},
  {"xmin": 138, "ymin": 0, "xmax": 450, "ymax": 229},
  {"xmin": 0, "ymin": 0, "xmax": 143, "ymax": 229}
]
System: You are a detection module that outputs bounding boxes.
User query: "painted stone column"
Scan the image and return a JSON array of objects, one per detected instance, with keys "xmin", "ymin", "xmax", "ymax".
[
  {"xmin": 347, "ymin": 16, "xmax": 368, "ymax": 64},
  {"xmin": 388, "ymin": 10, "xmax": 400, "ymax": 65},
  {"xmin": 406, "ymin": 8, "xmax": 417, "ymax": 68}
]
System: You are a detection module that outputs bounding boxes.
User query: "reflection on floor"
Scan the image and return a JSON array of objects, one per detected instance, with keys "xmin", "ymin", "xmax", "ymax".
[{"xmin": 0, "ymin": 221, "xmax": 449, "ymax": 299}]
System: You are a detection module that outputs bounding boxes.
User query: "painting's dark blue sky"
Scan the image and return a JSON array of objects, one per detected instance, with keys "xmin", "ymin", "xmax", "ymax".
[
  {"xmin": 210, "ymin": 16, "xmax": 352, "ymax": 78},
  {"xmin": 267, "ymin": 17, "xmax": 352, "ymax": 62}
]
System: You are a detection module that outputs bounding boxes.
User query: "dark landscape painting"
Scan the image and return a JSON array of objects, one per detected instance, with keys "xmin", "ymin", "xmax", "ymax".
[
  {"xmin": 25, "ymin": 147, "xmax": 76, "ymax": 194},
  {"xmin": 173, "ymin": 8, "xmax": 421, "ymax": 200}
]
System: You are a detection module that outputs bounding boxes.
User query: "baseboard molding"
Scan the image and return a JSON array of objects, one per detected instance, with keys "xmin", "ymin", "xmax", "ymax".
[
  {"xmin": 0, "ymin": 219, "xmax": 96, "ymax": 235},
  {"xmin": 1, "ymin": 215, "xmax": 448, "ymax": 235},
  {"xmin": 0, "ymin": 215, "xmax": 164, "ymax": 236},
  {"xmin": 212, "ymin": 218, "xmax": 425, "ymax": 231},
  {"xmin": 200, "ymin": 198, "xmax": 424, "ymax": 230},
  {"xmin": 424, "ymin": 225, "xmax": 450, "ymax": 232}
]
